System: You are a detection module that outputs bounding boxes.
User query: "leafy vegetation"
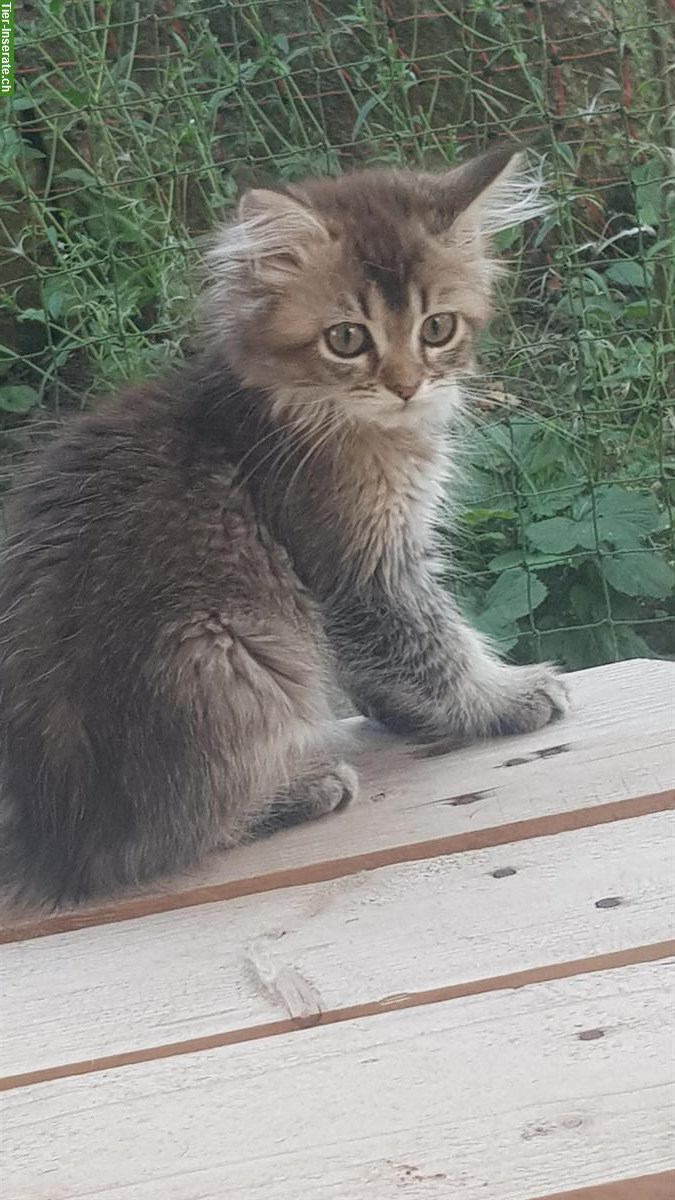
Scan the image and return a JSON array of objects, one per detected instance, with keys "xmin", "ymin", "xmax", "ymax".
[{"xmin": 1, "ymin": 0, "xmax": 673, "ymax": 666}]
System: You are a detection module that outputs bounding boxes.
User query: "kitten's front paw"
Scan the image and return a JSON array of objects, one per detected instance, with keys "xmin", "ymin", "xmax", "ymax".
[{"xmin": 487, "ymin": 663, "xmax": 569, "ymax": 737}]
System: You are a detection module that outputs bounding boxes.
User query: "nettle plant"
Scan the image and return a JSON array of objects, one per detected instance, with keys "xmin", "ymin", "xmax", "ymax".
[
  {"xmin": 454, "ymin": 418, "xmax": 672, "ymax": 668},
  {"xmin": 453, "ymin": 157, "xmax": 674, "ymax": 667}
]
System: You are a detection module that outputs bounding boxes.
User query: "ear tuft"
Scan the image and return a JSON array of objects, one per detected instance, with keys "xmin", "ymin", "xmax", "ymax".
[
  {"xmin": 468, "ymin": 150, "xmax": 549, "ymax": 237},
  {"xmin": 432, "ymin": 145, "xmax": 549, "ymax": 242},
  {"xmin": 208, "ymin": 188, "xmax": 328, "ymax": 291}
]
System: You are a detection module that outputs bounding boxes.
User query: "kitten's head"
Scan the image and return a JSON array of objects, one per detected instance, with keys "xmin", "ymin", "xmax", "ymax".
[{"xmin": 205, "ymin": 145, "xmax": 546, "ymax": 430}]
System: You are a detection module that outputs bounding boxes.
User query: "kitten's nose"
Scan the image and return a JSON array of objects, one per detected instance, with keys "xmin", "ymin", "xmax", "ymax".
[
  {"xmin": 392, "ymin": 380, "xmax": 419, "ymax": 402},
  {"xmin": 381, "ymin": 370, "xmax": 422, "ymax": 403}
]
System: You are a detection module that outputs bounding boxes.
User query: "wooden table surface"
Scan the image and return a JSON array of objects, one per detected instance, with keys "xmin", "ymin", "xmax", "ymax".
[{"xmin": 1, "ymin": 658, "xmax": 674, "ymax": 1199}]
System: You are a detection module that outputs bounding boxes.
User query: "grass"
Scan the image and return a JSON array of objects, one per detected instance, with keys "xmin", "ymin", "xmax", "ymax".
[{"xmin": 1, "ymin": 0, "xmax": 673, "ymax": 666}]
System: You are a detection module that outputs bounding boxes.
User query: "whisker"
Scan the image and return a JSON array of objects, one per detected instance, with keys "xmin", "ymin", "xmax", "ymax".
[{"xmin": 281, "ymin": 411, "xmax": 347, "ymax": 514}]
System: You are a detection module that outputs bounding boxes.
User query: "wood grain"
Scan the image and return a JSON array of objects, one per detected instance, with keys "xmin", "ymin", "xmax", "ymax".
[
  {"xmin": 3, "ymin": 811, "xmax": 673, "ymax": 1081},
  {"xmin": 3, "ymin": 961, "xmax": 673, "ymax": 1200},
  {"xmin": 2, "ymin": 659, "xmax": 673, "ymax": 941},
  {"xmin": 2, "ymin": 943, "xmax": 672, "ymax": 1092}
]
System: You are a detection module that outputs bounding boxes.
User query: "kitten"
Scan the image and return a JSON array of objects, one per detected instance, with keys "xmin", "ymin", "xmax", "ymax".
[{"xmin": 0, "ymin": 144, "xmax": 567, "ymax": 908}]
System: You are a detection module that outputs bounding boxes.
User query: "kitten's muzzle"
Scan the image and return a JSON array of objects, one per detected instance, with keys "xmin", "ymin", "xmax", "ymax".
[
  {"xmin": 393, "ymin": 382, "xmax": 419, "ymax": 402},
  {"xmin": 378, "ymin": 355, "xmax": 423, "ymax": 403},
  {"xmin": 381, "ymin": 373, "xmax": 423, "ymax": 403}
]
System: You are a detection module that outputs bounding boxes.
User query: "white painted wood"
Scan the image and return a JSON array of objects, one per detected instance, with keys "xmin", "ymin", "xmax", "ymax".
[
  {"xmin": 1, "ymin": 660, "xmax": 671, "ymax": 939},
  {"xmin": 3, "ymin": 961, "xmax": 673, "ymax": 1199},
  {"xmin": 2, "ymin": 812, "xmax": 673, "ymax": 1079},
  {"xmin": 107, "ymin": 657, "xmax": 675, "ymax": 894}
]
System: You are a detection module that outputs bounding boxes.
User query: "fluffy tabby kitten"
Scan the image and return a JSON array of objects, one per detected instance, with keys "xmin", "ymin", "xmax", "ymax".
[{"xmin": 0, "ymin": 144, "xmax": 567, "ymax": 908}]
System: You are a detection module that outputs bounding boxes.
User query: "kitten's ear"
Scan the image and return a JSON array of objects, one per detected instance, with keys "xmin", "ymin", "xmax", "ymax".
[
  {"xmin": 430, "ymin": 145, "xmax": 548, "ymax": 244},
  {"xmin": 209, "ymin": 188, "xmax": 329, "ymax": 290}
]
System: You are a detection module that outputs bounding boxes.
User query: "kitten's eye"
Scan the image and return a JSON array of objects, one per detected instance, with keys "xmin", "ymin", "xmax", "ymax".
[
  {"xmin": 421, "ymin": 312, "xmax": 458, "ymax": 347},
  {"xmin": 324, "ymin": 323, "xmax": 371, "ymax": 358}
]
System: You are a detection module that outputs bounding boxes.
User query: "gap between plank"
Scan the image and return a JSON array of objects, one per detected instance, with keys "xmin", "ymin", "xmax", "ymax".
[
  {"xmin": 1, "ymin": 939, "xmax": 672, "ymax": 1093},
  {"xmin": 1, "ymin": 788, "xmax": 672, "ymax": 945},
  {"xmin": 528, "ymin": 1170, "xmax": 675, "ymax": 1199}
]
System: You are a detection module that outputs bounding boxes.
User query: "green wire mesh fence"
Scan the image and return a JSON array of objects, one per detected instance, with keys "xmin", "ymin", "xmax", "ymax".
[{"xmin": 1, "ymin": 0, "xmax": 673, "ymax": 667}]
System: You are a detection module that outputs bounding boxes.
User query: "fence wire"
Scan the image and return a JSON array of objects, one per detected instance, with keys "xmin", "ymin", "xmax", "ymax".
[{"xmin": 1, "ymin": 0, "xmax": 673, "ymax": 667}]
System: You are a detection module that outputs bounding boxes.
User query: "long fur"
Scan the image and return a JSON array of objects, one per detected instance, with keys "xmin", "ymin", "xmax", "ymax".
[
  {"xmin": 0, "ymin": 145, "xmax": 567, "ymax": 910},
  {"xmin": 465, "ymin": 152, "xmax": 550, "ymax": 236}
]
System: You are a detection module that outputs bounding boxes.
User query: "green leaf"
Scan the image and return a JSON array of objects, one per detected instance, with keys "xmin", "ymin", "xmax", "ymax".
[
  {"xmin": 62, "ymin": 88, "xmax": 91, "ymax": 107},
  {"xmin": 488, "ymin": 549, "xmax": 569, "ymax": 573},
  {"xmin": 469, "ymin": 422, "xmax": 514, "ymax": 469},
  {"xmin": 526, "ymin": 487, "xmax": 665, "ymax": 554},
  {"xmin": 522, "ymin": 428, "xmax": 573, "ymax": 475},
  {"xmin": 594, "ymin": 486, "xmax": 664, "ymax": 548},
  {"xmin": 601, "ymin": 357, "xmax": 652, "ymax": 383},
  {"xmin": 479, "ymin": 566, "xmax": 548, "ymax": 624},
  {"xmin": 467, "ymin": 565, "xmax": 547, "ymax": 649},
  {"xmin": 489, "ymin": 624, "xmax": 521, "ymax": 652},
  {"xmin": 10, "ymin": 98, "xmax": 36, "ymax": 113},
  {"xmin": 460, "ymin": 465, "xmax": 512, "ymax": 509},
  {"xmin": 631, "ymin": 158, "xmax": 664, "ymax": 226},
  {"xmin": 603, "ymin": 552, "xmax": 675, "ymax": 600},
  {"xmin": 539, "ymin": 625, "xmax": 618, "ymax": 670},
  {"xmin": 462, "ymin": 508, "xmax": 516, "ymax": 525},
  {"xmin": 273, "ymin": 33, "xmax": 290, "ymax": 54},
  {"xmin": 614, "ymin": 627, "xmax": 655, "ymax": 659},
  {"xmin": 555, "ymin": 141, "xmax": 576, "ymax": 170},
  {"xmin": 60, "ymin": 168, "xmax": 96, "ymax": 186},
  {"xmin": 0, "ymin": 385, "xmax": 40, "ymax": 413},
  {"xmin": 534, "ymin": 212, "xmax": 560, "ymax": 248},
  {"xmin": 493, "ymin": 226, "xmax": 522, "ymax": 252},
  {"xmin": 0, "ymin": 129, "xmax": 44, "ymax": 170},
  {"xmin": 569, "ymin": 581, "xmax": 604, "ymax": 624},
  {"xmin": 352, "ymin": 95, "xmax": 381, "ymax": 139},
  {"xmin": 472, "ymin": 608, "xmax": 521, "ymax": 651},
  {"xmin": 622, "ymin": 300, "xmax": 649, "ymax": 320},
  {"xmin": 525, "ymin": 515, "xmax": 582, "ymax": 554},
  {"xmin": 582, "ymin": 267, "xmax": 611, "ymax": 294},
  {"xmin": 44, "ymin": 286, "xmax": 65, "ymax": 319},
  {"xmin": 17, "ymin": 307, "xmax": 46, "ymax": 324},
  {"xmin": 604, "ymin": 261, "xmax": 648, "ymax": 289},
  {"xmin": 523, "ymin": 482, "xmax": 578, "ymax": 518}
]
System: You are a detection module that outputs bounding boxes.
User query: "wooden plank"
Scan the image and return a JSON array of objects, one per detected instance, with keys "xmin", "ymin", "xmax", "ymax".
[
  {"xmin": 2, "ymin": 659, "xmax": 673, "ymax": 941},
  {"xmin": 2, "ymin": 961, "xmax": 673, "ymax": 1199},
  {"xmin": 2, "ymin": 811, "xmax": 674, "ymax": 1082},
  {"xmin": 3, "ymin": 944, "xmax": 671, "ymax": 1094}
]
